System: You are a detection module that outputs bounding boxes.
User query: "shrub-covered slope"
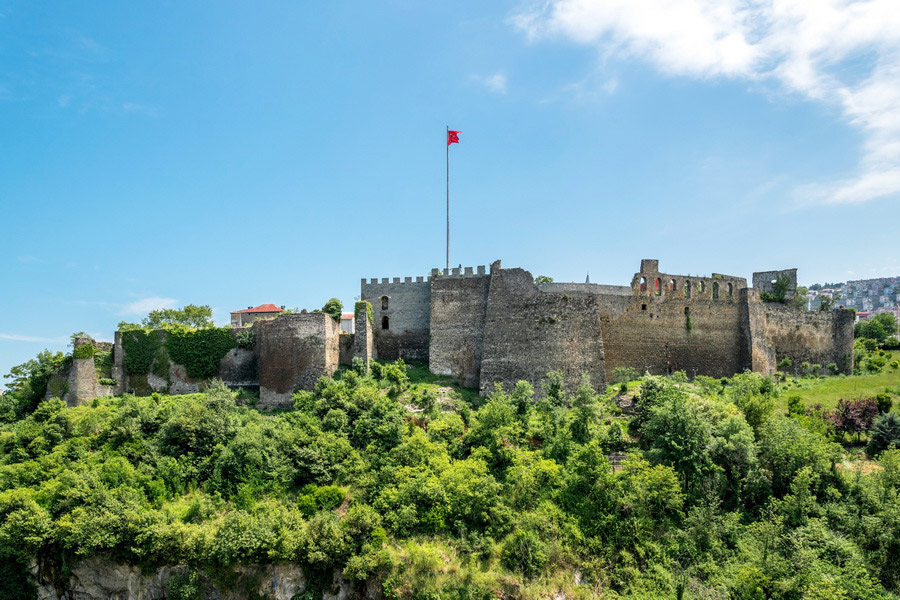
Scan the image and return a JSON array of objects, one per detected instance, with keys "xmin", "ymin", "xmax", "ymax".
[{"xmin": 1, "ymin": 362, "xmax": 900, "ymax": 600}]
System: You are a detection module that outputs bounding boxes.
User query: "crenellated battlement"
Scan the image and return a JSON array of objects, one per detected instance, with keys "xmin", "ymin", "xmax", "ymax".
[
  {"xmin": 361, "ymin": 266, "xmax": 491, "ymax": 287},
  {"xmin": 361, "ymin": 275, "xmax": 429, "ymax": 286},
  {"xmin": 429, "ymin": 265, "xmax": 489, "ymax": 278}
]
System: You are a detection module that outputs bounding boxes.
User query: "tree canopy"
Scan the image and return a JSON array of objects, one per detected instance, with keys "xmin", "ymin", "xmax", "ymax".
[{"xmin": 1, "ymin": 357, "xmax": 899, "ymax": 598}]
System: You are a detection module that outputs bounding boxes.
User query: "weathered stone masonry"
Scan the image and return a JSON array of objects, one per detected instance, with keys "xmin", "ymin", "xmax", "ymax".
[
  {"xmin": 60, "ymin": 258, "xmax": 852, "ymax": 407},
  {"xmin": 363, "ymin": 258, "xmax": 854, "ymax": 394},
  {"xmin": 360, "ymin": 276, "xmax": 431, "ymax": 362}
]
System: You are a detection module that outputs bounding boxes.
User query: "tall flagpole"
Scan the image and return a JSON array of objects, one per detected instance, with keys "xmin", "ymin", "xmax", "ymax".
[{"xmin": 446, "ymin": 125, "xmax": 450, "ymax": 274}]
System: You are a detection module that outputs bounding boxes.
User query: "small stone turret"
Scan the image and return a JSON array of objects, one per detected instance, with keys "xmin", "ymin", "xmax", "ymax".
[{"xmin": 66, "ymin": 336, "xmax": 101, "ymax": 406}]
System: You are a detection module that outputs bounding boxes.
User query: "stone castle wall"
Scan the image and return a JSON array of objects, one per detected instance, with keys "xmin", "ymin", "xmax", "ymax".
[
  {"xmin": 75, "ymin": 258, "xmax": 854, "ymax": 406},
  {"xmin": 753, "ymin": 268, "xmax": 798, "ymax": 299},
  {"xmin": 45, "ymin": 337, "xmax": 115, "ymax": 406},
  {"xmin": 361, "ymin": 276, "xmax": 431, "ymax": 362},
  {"xmin": 600, "ymin": 294, "xmax": 746, "ymax": 378},
  {"xmin": 740, "ymin": 288, "xmax": 776, "ymax": 375},
  {"xmin": 352, "ymin": 306, "xmax": 375, "ymax": 370},
  {"xmin": 423, "ymin": 259, "xmax": 853, "ymax": 391},
  {"xmin": 429, "ymin": 270, "xmax": 491, "ymax": 389},
  {"xmin": 112, "ymin": 329, "xmax": 258, "ymax": 397},
  {"xmin": 479, "ymin": 265, "xmax": 607, "ymax": 394},
  {"xmin": 762, "ymin": 304, "xmax": 855, "ymax": 374},
  {"xmin": 256, "ymin": 313, "xmax": 339, "ymax": 409}
]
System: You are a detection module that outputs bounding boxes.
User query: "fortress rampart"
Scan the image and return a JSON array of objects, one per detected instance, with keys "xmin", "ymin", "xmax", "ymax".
[
  {"xmin": 363, "ymin": 258, "xmax": 854, "ymax": 394},
  {"xmin": 55, "ymin": 258, "xmax": 854, "ymax": 406}
]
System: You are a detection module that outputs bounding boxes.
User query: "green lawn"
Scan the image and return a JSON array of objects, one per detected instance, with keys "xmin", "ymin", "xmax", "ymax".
[{"xmin": 777, "ymin": 352, "xmax": 900, "ymax": 411}]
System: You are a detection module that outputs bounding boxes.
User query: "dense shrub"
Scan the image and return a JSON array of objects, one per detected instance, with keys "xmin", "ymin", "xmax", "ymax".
[
  {"xmin": 323, "ymin": 298, "xmax": 343, "ymax": 322},
  {"xmin": 867, "ymin": 412, "xmax": 900, "ymax": 456},
  {"xmin": 1, "ymin": 357, "xmax": 899, "ymax": 598},
  {"xmin": 72, "ymin": 344, "xmax": 94, "ymax": 360}
]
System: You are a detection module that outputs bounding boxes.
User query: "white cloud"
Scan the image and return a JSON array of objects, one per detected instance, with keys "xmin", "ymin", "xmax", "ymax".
[
  {"xmin": 513, "ymin": 0, "xmax": 900, "ymax": 204},
  {"xmin": 16, "ymin": 255, "xmax": 46, "ymax": 264},
  {"xmin": 119, "ymin": 297, "xmax": 177, "ymax": 316},
  {"xmin": 0, "ymin": 333, "xmax": 67, "ymax": 343},
  {"xmin": 121, "ymin": 102, "xmax": 160, "ymax": 117},
  {"xmin": 473, "ymin": 73, "xmax": 509, "ymax": 94}
]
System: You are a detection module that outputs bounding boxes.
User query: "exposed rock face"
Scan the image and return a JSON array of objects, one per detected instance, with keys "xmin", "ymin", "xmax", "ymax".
[
  {"xmin": 34, "ymin": 558, "xmax": 181, "ymax": 600},
  {"xmin": 33, "ymin": 558, "xmax": 310, "ymax": 600}
]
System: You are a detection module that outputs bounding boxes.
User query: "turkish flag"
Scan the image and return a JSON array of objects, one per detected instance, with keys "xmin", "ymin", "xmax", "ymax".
[{"xmin": 447, "ymin": 130, "xmax": 460, "ymax": 146}]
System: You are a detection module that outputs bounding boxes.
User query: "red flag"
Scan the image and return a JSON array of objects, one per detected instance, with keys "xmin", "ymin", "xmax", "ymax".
[{"xmin": 447, "ymin": 130, "xmax": 460, "ymax": 146}]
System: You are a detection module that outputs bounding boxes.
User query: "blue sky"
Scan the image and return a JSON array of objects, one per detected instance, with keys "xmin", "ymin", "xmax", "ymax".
[{"xmin": 2, "ymin": 0, "xmax": 899, "ymax": 379}]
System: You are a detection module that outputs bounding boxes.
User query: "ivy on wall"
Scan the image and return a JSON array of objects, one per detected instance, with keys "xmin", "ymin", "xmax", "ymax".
[
  {"xmin": 94, "ymin": 349, "xmax": 113, "ymax": 378},
  {"xmin": 121, "ymin": 330, "xmax": 165, "ymax": 376},
  {"xmin": 72, "ymin": 344, "xmax": 94, "ymax": 360},
  {"xmin": 122, "ymin": 327, "xmax": 237, "ymax": 381},
  {"xmin": 355, "ymin": 300, "xmax": 374, "ymax": 325},
  {"xmin": 167, "ymin": 327, "xmax": 237, "ymax": 380}
]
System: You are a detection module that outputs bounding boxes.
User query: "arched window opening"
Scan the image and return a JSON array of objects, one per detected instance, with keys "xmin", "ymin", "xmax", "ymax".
[
  {"xmin": 669, "ymin": 279, "xmax": 676, "ymax": 293},
  {"xmin": 639, "ymin": 277, "xmax": 647, "ymax": 292},
  {"xmin": 699, "ymin": 281, "xmax": 706, "ymax": 294},
  {"xmin": 655, "ymin": 278, "xmax": 662, "ymax": 296},
  {"xmin": 381, "ymin": 296, "xmax": 389, "ymax": 310},
  {"xmin": 684, "ymin": 306, "xmax": 690, "ymax": 315},
  {"xmin": 727, "ymin": 283, "xmax": 733, "ymax": 298},
  {"xmin": 713, "ymin": 282, "xmax": 720, "ymax": 299},
  {"xmin": 685, "ymin": 280, "xmax": 692, "ymax": 299},
  {"xmin": 381, "ymin": 316, "xmax": 390, "ymax": 330}
]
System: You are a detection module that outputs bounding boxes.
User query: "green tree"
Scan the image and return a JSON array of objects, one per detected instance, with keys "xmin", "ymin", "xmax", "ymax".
[
  {"xmin": 867, "ymin": 412, "xmax": 900, "ymax": 456},
  {"xmin": 856, "ymin": 312, "xmax": 898, "ymax": 343},
  {"xmin": 502, "ymin": 528, "xmax": 547, "ymax": 580},
  {"xmin": 569, "ymin": 375, "xmax": 599, "ymax": 444},
  {"xmin": 322, "ymin": 298, "xmax": 343, "ymax": 322},
  {"xmin": 0, "ymin": 350, "xmax": 68, "ymax": 422},
  {"xmin": 122, "ymin": 304, "xmax": 215, "ymax": 330},
  {"xmin": 642, "ymin": 395, "xmax": 716, "ymax": 499}
]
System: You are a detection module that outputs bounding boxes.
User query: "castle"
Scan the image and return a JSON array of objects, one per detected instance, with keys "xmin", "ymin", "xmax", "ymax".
[
  {"xmin": 52, "ymin": 259, "xmax": 855, "ymax": 408},
  {"xmin": 362, "ymin": 259, "xmax": 854, "ymax": 395}
]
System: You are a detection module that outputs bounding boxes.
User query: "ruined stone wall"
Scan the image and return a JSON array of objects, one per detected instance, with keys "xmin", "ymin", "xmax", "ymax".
[
  {"xmin": 113, "ymin": 328, "xmax": 259, "ymax": 397},
  {"xmin": 339, "ymin": 333, "xmax": 354, "ymax": 366},
  {"xmin": 352, "ymin": 307, "xmax": 374, "ymax": 370},
  {"xmin": 480, "ymin": 265, "xmax": 606, "ymax": 394},
  {"xmin": 739, "ymin": 288, "xmax": 776, "ymax": 375},
  {"xmin": 218, "ymin": 347, "xmax": 258, "ymax": 390},
  {"xmin": 538, "ymin": 282, "xmax": 632, "ymax": 296},
  {"xmin": 256, "ymin": 313, "xmax": 339, "ymax": 409},
  {"xmin": 429, "ymin": 271, "xmax": 491, "ymax": 388},
  {"xmin": 753, "ymin": 268, "xmax": 798, "ymax": 299},
  {"xmin": 46, "ymin": 337, "xmax": 114, "ymax": 406},
  {"xmin": 630, "ymin": 259, "xmax": 747, "ymax": 303},
  {"xmin": 112, "ymin": 331, "xmax": 126, "ymax": 395},
  {"xmin": 361, "ymin": 276, "xmax": 431, "ymax": 362},
  {"xmin": 762, "ymin": 305, "xmax": 855, "ymax": 374},
  {"xmin": 599, "ymin": 293, "xmax": 746, "ymax": 378},
  {"xmin": 65, "ymin": 346, "xmax": 100, "ymax": 407},
  {"xmin": 599, "ymin": 261, "xmax": 750, "ymax": 378}
]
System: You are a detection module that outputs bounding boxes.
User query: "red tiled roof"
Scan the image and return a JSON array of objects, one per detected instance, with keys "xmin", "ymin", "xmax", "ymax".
[
  {"xmin": 341, "ymin": 313, "xmax": 354, "ymax": 320},
  {"xmin": 231, "ymin": 303, "xmax": 284, "ymax": 315}
]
